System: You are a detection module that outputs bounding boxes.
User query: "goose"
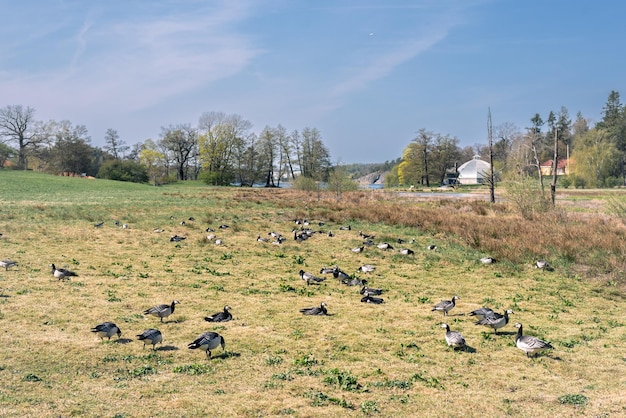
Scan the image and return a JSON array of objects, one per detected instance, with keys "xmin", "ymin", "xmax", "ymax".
[
  {"xmin": 427, "ymin": 245, "xmax": 437, "ymax": 251},
  {"xmin": 1, "ymin": 260, "xmax": 18, "ymax": 271},
  {"xmin": 219, "ymin": 224, "xmax": 230, "ymax": 229},
  {"xmin": 122, "ymin": 224, "xmax": 129, "ymax": 229},
  {"xmin": 514, "ymin": 323, "xmax": 553, "ymax": 358},
  {"xmin": 360, "ymin": 285, "xmax": 383, "ymax": 295},
  {"xmin": 170, "ymin": 235, "xmax": 186, "ymax": 242},
  {"xmin": 480, "ymin": 256, "xmax": 497, "ymax": 264},
  {"xmin": 361, "ymin": 291, "xmax": 384, "ymax": 304},
  {"xmin": 94, "ymin": 221, "xmax": 104, "ymax": 228},
  {"xmin": 440, "ymin": 323, "xmax": 466, "ymax": 350},
  {"xmin": 51, "ymin": 264, "xmax": 78, "ymax": 280},
  {"xmin": 206, "ymin": 234, "xmax": 216, "ymax": 241},
  {"xmin": 143, "ymin": 300, "xmax": 180, "ymax": 322},
  {"xmin": 153, "ymin": 228, "xmax": 164, "ymax": 233},
  {"xmin": 338, "ymin": 225, "xmax": 351, "ymax": 231},
  {"xmin": 91, "ymin": 322, "xmax": 122, "ymax": 340},
  {"xmin": 351, "ymin": 246, "xmax": 364, "ymax": 253},
  {"xmin": 136, "ymin": 329, "xmax": 163, "ymax": 350},
  {"xmin": 215, "ymin": 239, "xmax": 223, "ymax": 246},
  {"xmin": 206, "ymin": 227, "xmax": 215, "ymax": 232},
  {"xmin": 358, "ymin": 264, "xmax": 376, "ymax": 273},
  {"xmin": 343, "ymin": 277, "xmax": 366, "ymax": 286},
  {"xmin": 188, "ymin": 332, "xmax": 226, "ymax": 359},
  {"xmin": 359, "ymin": 231, "xmax": 374, "ymax": 239},
  {"xmin": 475, "ymin": 309, "xmax": 514, "ymax": 334},
  {"xmin": 377, "ymin": 242, "xmax": 394, "ymax": 250},
  {"xmin": 327, "ymin": 231, "xmax": 334, "ymax": 237},
  {"xmin": 299, "ymin": 270, "xmax": 325, "ymax": 285},
  {"xmin": 204, "ymin": 306, "xmax": 233, "ymax": 322},
  {"xmin": 257, "ymin": 235, "xmax": 270, "ymax": 243},
  {"xmin": 399, "ymin": 248, "xmax": 414, "ymax": 255},
  {"xmin": 431, "ymin": 295, "xmax": 460, "ymax": 316},
  {"xmin": 294, "ymin": 231, "xmax": 309, "ymax": 242},
  {"xmin": 332, "ymin": 268, "xmax": 351, "ymax": 281},
  {"xmin": 268, "ymin": 231, "xmax": 282, "ymax": 238},
  {"xmin": 397, "ymin": 238, "xmax": 405, "ymax": 244},
  {"xmin": 469, "ymin": 307, "xmax": 495, "ymax": 320},
  {"xmin": 535, "ymin": 260, "xmax": 553, "ymax": 271},
  {"xmin": 320, "ymin": 266, "xmax": 336, "ymax": 275},
  {"xmin": 179, "ymin": 221, "xmax": 186, "ymax": 226},
  {"xmin": 362, "ymin": 239, "xmax": 375, "ymax": 246},
  {"xmin": 299, "ymin": 302, "xmax": 328, "ymax": 315},
  {"xmin": 188, "ymin": 217, "xmax": 195, "ymax": 221}
]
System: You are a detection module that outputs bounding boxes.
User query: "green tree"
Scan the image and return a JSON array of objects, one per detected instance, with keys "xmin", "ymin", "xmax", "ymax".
[
  {"xmin": 139, "ymin": 140, "xmax": 168, "ymax": 185},
  {"xmin": 103, "ymin": 128, "xmax": 129, "ymax": 160},
  {"xmin": 571, "ymin": 128, "xmax": 621, "ymax": 187},
  {"xmin": 327, "ymin": 165, "xmax": 359, "ymax": 198},
  {"xmin": 97, "ymin": 159, "xmax": 148, "ymax": 183}
]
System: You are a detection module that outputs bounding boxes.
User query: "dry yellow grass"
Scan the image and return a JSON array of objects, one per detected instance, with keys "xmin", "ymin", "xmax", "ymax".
[{"xmin": 1, "ymin": 173, "xmax": 625, "ymax": 417}]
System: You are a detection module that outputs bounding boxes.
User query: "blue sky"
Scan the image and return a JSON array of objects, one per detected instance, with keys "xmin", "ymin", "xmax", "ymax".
[{"xmin": 1, "ymin": 0, "xmax": 624, "ymax": 163}]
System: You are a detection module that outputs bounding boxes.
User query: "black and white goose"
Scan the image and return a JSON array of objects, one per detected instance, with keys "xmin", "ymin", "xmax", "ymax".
[
  {"xmin": 480, "ymin": 256, "xmax": 497, "ymax": 264},
  {"xmin": 431, "ymin": 295, "xmax": 460, "ymax": 316},
  {"xmin": 1, "ymin": 260, "xmax": 17, "ymax": 271},
  {"xmin": 256, "ymin": 235, "xmax": 270, "ymax": 243},
  {"xmin": 377, "ymin": 242, "xmax": 394, "ymax": 250},
  {"xmin": 143, "ymin": 300, "xmax": 180, "ymax": 322},
  {"xmin": 358, "ymin": 231, "xmax": 374, "ymax": 239},
  {"xmin": 332, "ymin": 268, "xmax": 351, "ymax": 281},
  {"xmin": 188, "ymin": 332, "xmax": 226, "ymax": 359},
  {"xmin": 338, "ymin": 225, "xmax": 351, "ymax": 231},
  {"xmin": 51, "ymin": 264, "xmax": 78, "ymax": 280},
  {"xmin": 137, "ymin": 329, "xmax": 163, "ymax": 350},
  {"xmin": 475, "ymin": 309, "xmax": 514, "ymax": 334},
  {"xmin": 469, "ymin": 307, "xmax": 495, "ymax": 320},
  {"xmin": 351, "ymin": 246, "xmax": 364, "ymax": 253},
  {"xmin": 358, "ymin": 264, "xmax": 376, "ymax": 273},
  {"xmin": 299, "ymin": 302, "xmax": 328, "ymax": 315},
  {"xmin": 360, "ymin": 285, "xmax": 383, "ymax": 295},
  {"xmin": 343, "ymin": 277, "xmax": 367, "ymax": 286},
  {"xmin": 170, "ymin": 235, "xmax": 186, "ymax": 242},
  {"xmin": 535, "ymin": 260, "xmax": 554, "ymax": 271},
  {"xmin": 204, "ymin": 306, "xmax": 233, "ymax": 322},
  {"xmin": 514, "ymin": 323, "xmax": 553, "ymax": 358},
  {"xmin": 91, "ymin": 322, "xmax": 122, "ymax": 340},
  {"xmin": 361, "ymin": 291, "xmax": 384, "ymax": 304},
  {"xmin": 299, "ymin": 270, "xmax": 325, "ymax": 285},
  {"xmin": 320, "ymin": 266, "xmax": 336, "ymax": 275},
  {"xmin": 440, "ymin": 323, "xmax": 466, "ymax": 350},
  {"xmin": 427, "ymin": 244, "xmax": 437, "ymax": 251},
  {"xmin": 399, "ymin": 248, "xmax": 414, "ymax": 255}
]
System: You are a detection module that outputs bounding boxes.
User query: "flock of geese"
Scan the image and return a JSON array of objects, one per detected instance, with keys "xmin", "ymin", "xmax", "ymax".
[{"xmin": 1, "ymin": 217, "xmax": 554, "ymax": 360}]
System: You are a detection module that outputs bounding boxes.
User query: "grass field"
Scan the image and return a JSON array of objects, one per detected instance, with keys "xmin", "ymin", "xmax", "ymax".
[{"xmin": 1, "ymin": 170, "xmax": 625, "ymax": 417}]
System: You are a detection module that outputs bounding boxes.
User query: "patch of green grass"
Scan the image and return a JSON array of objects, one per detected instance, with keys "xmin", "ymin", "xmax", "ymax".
[{"xmin": 558, "ymin": 393, "xmax": 588, "ymax": 405}]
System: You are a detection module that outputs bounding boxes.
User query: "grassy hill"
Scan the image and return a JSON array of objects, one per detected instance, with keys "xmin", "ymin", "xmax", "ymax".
[{"xmin": 0, "ymin": 170, "xmax": 625, "ymax": 417}]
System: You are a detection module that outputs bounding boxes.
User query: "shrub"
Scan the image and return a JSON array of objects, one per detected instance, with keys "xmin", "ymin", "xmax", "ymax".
[
  {"xmin": 97, "ymin": 160, "xmax": 149, "ymax": 183},
  {"xmin": 292, "ymin": 176, "xmax": 319, "ymax": 191},
  {"xmin": 505, "ymin": 178, "xmax": 551, "ymax": 220}
]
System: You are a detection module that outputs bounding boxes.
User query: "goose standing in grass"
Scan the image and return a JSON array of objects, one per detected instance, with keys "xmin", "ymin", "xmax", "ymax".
[
  {"xmin": 299, "ymin": 270, "xmax": 325, "ymax": 285},
  {"xmin": 144, "ymin": 300, "xmax": 180, "ymax": 322},
  {"xmin": 188, "ymin": 332, "xmax": 226, "ymax": 359},
  {"xmin": 431, "ymin": 295, "xmax": 460, "ymax": 316},
  {"xmin": 358, "ymin": 264, "xmax": 376, "ymax": 273},
  {"xmin": 360, "ymin": 285, "xmax": 383, "ymax": 296},
  {"xmin": 137, "ymin": 329, "xmax": 163, "ymax": 350},
  {"xmin": 514, "ymin": 323, "xmax": 553, "ymax": 358},
  {"xmin": 361, "ymin": 291, "xmax": 384, "ymax": 304},
  {"xmin": 299, "ymin": 302, "xmax": 328, "ymax": 315},
  {"xmin": 91, "ymin": 322, "xmax": 122, "ymax": 340},
  {"xmin": 1, "ymin": 260, "xmax": 17, "ymax": 271},
  {"xmin": 204, "ymin": 306, "xmax": 233, "ymax": 322},
  {"xmin": 440, "ymin": 323, "xmax": 466, "ymax": 350},
  {"xmin": 50, "ymin": 264, "xmax": 77, "ymax": 280},
  {"xmin": 475, "ymin": 309, "xmax": 514, "ymax": 334},
  {"xmin": 469, "ymin": 307, "xmax": 495, "ymax": 320}
]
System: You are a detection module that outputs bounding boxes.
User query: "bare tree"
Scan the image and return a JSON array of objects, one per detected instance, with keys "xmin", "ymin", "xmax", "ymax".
[
  {"xmin": 0, "ymin": 105, "xmax": 45, "ymax": 169},
  {"xmin": 159, "ymin": 124, "xmax": 198, "ymax": 180},
  {"xmin": 488, "ymin": 108, "xmax": 495, "ymax": 203},
  {"xmin": 103, "ymin": 128, "xmax": 129, "ymax": 160}
]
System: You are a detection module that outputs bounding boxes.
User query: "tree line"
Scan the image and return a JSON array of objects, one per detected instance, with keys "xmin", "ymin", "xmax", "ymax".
[
  {"xmin": 386, "ymin": 90, "xmax": 626, "ymax": 189},
  {"xmin": 0, "ymin": 107, "xmax": 332, "ymax": 187}
]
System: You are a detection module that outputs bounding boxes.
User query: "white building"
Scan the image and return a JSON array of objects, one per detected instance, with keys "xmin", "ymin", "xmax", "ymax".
[{"xmin": 457, "ymin": 155, "xmax": 491, "ymax": 185}]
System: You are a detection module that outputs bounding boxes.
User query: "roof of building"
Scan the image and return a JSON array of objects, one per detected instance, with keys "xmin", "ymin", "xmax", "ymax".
[{"xmin": 540, "ymin": 159, "xmax": 569, "ymax": 169}]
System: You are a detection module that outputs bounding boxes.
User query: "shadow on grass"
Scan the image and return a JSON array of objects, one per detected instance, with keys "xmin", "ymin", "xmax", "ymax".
[
  {"xmin": 212, "ymin": 351, "xmax": 241, "ymax": 360},
  {"xmin": 157, "ymin": 345, "xmax": 179, "ymax": 351},
  {"xmin": 114, "ymin": 338, "xmax": 133, "ymax": 345}
]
